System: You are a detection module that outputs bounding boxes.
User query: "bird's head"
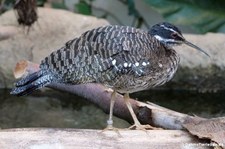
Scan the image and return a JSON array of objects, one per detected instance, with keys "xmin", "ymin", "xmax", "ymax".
[{"xmin": 149, "ymin": 22, "xmax": 209, "ymax": 57}]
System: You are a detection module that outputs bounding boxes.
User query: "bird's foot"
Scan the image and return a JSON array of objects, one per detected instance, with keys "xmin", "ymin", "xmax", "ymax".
[
  {"xmin": 101, "ymin": 125, "xmax": 122, "ymax": 137},
  {"xmin": 128, "ymin": 123, "xmax": 160, "ymax": 130},
  {"xmin": 103, "ymin": 125, "xmax": 117, "ymax": 131}
]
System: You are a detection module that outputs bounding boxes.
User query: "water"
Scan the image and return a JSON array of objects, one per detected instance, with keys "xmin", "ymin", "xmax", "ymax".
[{"xmin": 0, "ymin": 89, "xmax": 225, "ymax": 129}]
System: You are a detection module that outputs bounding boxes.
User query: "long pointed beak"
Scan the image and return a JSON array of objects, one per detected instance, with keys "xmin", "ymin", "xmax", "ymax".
[{"xmin": 184, "ymin": 40, "xmax": 210, "ymax": 58}]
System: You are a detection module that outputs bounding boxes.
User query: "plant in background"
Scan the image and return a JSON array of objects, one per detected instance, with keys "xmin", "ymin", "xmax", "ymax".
[
  {"xmin": 75, "ymin": 0, "xmax": 92, "ymax": 15},
  {"xmin": 73, "ymin": 0, "xmax": 149, "ymax": 28},
  {"xmin": 121, "ymin": 0, "xmax": 149, "ymax": 28},
  {"xmin": 1, "ymin": 0, "xmax": 225, "ymax": 33},
  {"xmin": 145, "ymin": 0, "xmax": 225, "ymax": 33},
  {"xmin": 73, "ymin": 0, "xmax": 225, "ymax": 33}
]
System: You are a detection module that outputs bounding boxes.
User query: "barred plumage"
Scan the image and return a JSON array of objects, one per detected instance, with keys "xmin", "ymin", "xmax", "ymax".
[
  {"xmin": 38, "ymin": 25, "xmax": 179, "ymax": 92},
  {"xmin": 11, "ymin": 22, "xmax": 208, "ymax": 129}
]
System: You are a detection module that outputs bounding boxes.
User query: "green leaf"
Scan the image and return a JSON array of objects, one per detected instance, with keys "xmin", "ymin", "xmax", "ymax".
[
  {"xmin": 75, "ymin": 0, "xmax": 92, "ymax": 15},
  {"xmin": 145, "ymin": 0, "xmax": 225, "ymax": 33}
]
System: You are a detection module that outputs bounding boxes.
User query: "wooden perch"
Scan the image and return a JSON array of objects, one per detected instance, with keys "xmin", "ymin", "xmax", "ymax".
[
  {"xmin": 9, "ymin": 60, "xmax": 225, "ymax": 148},
  {"xmin": 0, "ymin": 128, "xmax": 211, "ymax": 149}
]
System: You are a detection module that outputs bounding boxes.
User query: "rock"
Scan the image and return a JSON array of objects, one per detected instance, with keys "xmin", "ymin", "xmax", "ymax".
[
  {"xmin": 0, "ymin": 8, "xmax": 225, "ymax": 91},
  {"xmin": 167, "ymin": 34, "xmax": 225, "ymax": 92},
  {"xmin": 0, "ymin": 7, "xmax": 109, "ymax": 88}
]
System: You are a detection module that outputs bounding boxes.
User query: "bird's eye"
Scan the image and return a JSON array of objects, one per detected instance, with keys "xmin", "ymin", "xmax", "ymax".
[{"xmin": 171, "ymin": 33, "xmax": 178, "ymax": 38}]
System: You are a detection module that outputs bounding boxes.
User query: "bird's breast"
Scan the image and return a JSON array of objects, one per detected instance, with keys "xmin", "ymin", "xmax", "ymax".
[{"xmin": 110, "ymin": 49, "xmax": 180, "ymax": 93}]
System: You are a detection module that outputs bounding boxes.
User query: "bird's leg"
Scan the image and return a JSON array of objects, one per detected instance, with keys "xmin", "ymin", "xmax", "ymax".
[
  {"xmin": 124, "ymin": 93, "xmax": 154, "ymax": 130},
  {"xmin": 106, "ymin": 90, "xmax": 116, "ymax": 129},
  {"xmin": 102, "ymin": 90, "xmax": 122, "ymax": 136},
  {"xmin": 101, "ymin": 90, "xmax": 122, "ymax": 137},
  {"xmin": 124, "ymin": 93, "xmax": 141, "ymax": 126}
]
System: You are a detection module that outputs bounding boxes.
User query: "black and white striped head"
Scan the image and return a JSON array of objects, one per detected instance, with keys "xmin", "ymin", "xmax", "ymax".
[
  {"xmin": 149, "ymin": 22, "xmax": 210, "ymax": 57},
  {"xmin": 150, "ymin": 22, "xmax": 185, "ymax": 47}
]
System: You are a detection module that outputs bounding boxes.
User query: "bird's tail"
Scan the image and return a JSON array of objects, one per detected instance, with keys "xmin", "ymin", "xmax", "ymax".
[{"xmin": 10, "ymin": 70, "xmax": 54, "ymax": 96}]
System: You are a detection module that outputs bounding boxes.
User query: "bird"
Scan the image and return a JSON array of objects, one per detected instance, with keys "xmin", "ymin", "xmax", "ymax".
[{"xmin": 10, "ymin": 22, "xmax": 209, "ymax": 130}]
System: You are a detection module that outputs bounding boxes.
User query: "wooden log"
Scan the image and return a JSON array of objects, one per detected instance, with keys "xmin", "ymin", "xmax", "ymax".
[{"xmin": 0, "ymin": 128, "xmax": 211, "ymax": 149}]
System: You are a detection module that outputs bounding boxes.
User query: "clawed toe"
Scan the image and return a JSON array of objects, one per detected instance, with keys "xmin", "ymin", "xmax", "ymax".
[
  {"xmin": 128, "ymin": 124, "xmax": 160, "ymax": 130},
  {"xmin": 101, "ymin": 126, "xmax": 122, "ymax": 137}
]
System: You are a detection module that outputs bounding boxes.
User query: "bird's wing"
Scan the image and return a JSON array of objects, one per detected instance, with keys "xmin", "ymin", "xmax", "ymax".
[{"xmin": 41, "ymin": 25, "xmax": 159, "ymax": 83}]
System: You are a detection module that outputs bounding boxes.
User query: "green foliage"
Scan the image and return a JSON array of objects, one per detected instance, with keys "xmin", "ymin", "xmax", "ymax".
[
  {"xmin": 2, "ymin": 0, "xmax": 225, "ymax": 33},
  {"xmin": 126, "ymin": 0, "xmax": 148, "ymax": 28},
  {"xmin": 145, "ymin": 0, "xmax": 225, "ymax": 33},
  {"xmin": 75, "ymin": 0, "xmax": 92, "ymax": 15}
]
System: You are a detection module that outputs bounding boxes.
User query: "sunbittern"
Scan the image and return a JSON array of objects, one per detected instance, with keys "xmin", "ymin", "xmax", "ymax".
[{"xmin": 10, "ymin": 22, "xmax": 209, "ymax": 130}]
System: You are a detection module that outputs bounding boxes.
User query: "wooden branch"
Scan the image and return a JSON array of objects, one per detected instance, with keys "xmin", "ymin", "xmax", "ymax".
[{"xmin": 0, "ymin": 128, "xmax": 211, "ymax": 149}]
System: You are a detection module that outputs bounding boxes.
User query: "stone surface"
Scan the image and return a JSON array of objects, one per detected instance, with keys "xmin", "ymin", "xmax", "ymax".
[
  {"xmin": 0, "ymin": 8, "xmax": 109, "ymax": 88},
  {"xmin": 169, "ymin": 34, "xmax": 225, "ymax": 92},
  {"xmin": 0, "ymin": 8, "xmax": 225, "ymax": 91},
  {"xmin": 177, "ymin": 33, "xmax": 225, "ymax": 68}
]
